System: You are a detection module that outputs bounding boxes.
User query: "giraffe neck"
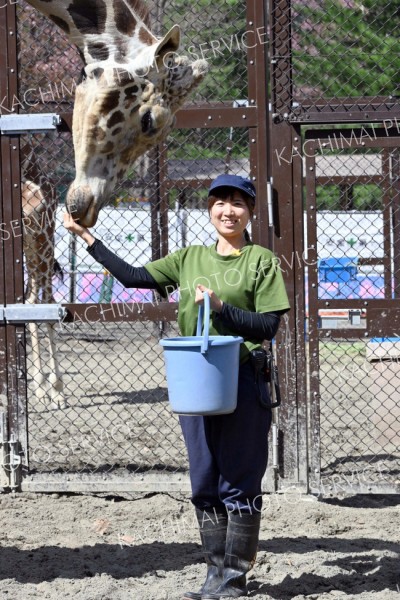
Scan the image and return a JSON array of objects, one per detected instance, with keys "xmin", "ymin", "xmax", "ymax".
[{"xmin": 26, "ymin": 0, "xmax": 157, "ymax": 65}]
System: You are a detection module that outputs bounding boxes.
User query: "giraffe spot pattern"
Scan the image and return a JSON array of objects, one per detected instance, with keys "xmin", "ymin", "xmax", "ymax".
[
  {"xmin": 112, "ymin": 0, "xmax": 137, "ymax": 36},
  {"xmin": 91, "ymin": 67, "xmax": 105, "ymax": 80},
  {"xmin": 124, "ymin": 96, "xmax": 137, "ymax": 109},
  {"xmin": 112, "ymin": 127, "xmax": 123, "ymax": 136},
  {"xmin": 114, "ymin": 39, "xmax": 129, "ymax": 63},
  {"xmin": 113, "ymin": 69, "xmax": 135, "ymax": 86},
  {"xmin": 125, "ymin": 85, "xmax": 139, "ymax": 96},
  {"xmin": 68, "ymin": 0, "xmax": 107, "ymax": 35},
  {"xmin": 119, "ymin": 0, "xmax": 152, "ymax": 29},
  {"xmin": 87, "ymin": 42, "xmax": 109, "ymax": 61},
  {"xmin": 93, "ymin": 126, "xmax": 107, "ymax": 141},
  {"xmin": 139, "ymin": 26, "xmax": 154, "ymax": 46},
  {"xmin": 107, "ymin": 110, "xmax": 124, "ymax": 129},
  {"xmin": 100, "ymin": 90, "xmax": 121, "ymax": 115},
  {"xmin": 101, "ymin": 141, "xmax": 115, "ymax": 154}
]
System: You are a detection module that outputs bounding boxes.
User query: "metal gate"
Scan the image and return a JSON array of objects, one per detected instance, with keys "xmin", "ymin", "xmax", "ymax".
[
  {"xmin": 304, "ymin": 128, "xmax": 400, "ymax": 495},
  {"xmin": 269, "ymin": 0, "xmax": 400, "ymax": 495},
  {"xmin": 1, "ymin": 0, "xmax": 288, "ymax": 494},
  {"xmin": 1, "ymin": 0, "xmax": 400, "ymax": 497}
]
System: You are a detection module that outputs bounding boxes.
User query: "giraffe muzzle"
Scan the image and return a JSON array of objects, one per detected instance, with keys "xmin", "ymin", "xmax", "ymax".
[{"xmin": 66, "ymin": 185, "xmax": 98, "ymax": 227}]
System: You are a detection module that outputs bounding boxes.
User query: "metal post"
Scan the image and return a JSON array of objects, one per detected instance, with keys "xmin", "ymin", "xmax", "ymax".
[{"xmin": 0, "ymin": 0, "xmax": 28, "ymax": 490}]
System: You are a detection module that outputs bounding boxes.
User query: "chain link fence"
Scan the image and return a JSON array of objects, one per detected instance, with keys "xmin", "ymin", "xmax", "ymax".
[
  {"xmin": 271, "ymin": 0, "xmax": 400, "ymax": 118},
  {"xmin": 12, "ymin": 0, "xmax": 400, "ymax": 493},
  {"xmin": 15, "ymin": 0, "xmax": 255, "ymax": 484},
  {"xmin": 307, "ymin": 135, "xmax": 400, "ymax": 491}
]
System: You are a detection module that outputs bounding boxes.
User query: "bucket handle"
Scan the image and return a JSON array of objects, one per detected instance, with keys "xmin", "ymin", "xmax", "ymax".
[{"xmin": 196, "ymin": 292, "xmax": 210, "ymax": 354}]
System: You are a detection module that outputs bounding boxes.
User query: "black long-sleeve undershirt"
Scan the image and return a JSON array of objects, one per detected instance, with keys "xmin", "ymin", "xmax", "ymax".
[
  {"xmin": 87, "ymin": 239, "xmax": 163, "ymax": 291},
  {"xmin": 215, "ymin": 303, "xmax": 281, "ymax": 341},
  {"xmin": 87, "ymin": 239, "xmax": 281, "ymax": 340}
]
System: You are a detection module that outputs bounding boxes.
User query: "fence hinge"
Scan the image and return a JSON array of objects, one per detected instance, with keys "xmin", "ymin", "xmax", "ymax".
[
  {"xmin": 1, "ymin": 414, "xmax": 24, "ymax": 492},
  {"xmin": 0, "ymin": 411, "xmax": 10, "ymax": 489},
  {"xmin": 0, "ymin": 304, "xmax": 67, "ymax": 323},
  {"xmin": 8, "ymin": 434, "xmax": 22, "ymax": 491},
  {"xmin": 0, "ymin": 113, "xmax": 61, "ymax": 134}
]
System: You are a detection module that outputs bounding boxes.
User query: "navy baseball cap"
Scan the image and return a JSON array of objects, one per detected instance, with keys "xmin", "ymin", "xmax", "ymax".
[{"xmin": 208, "ymin": 174, "xmax": 256, "ymax": 202}]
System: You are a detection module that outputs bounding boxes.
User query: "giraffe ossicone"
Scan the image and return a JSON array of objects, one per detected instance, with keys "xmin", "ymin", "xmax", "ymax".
[{"xmin": 26, "ymin": 0, "xmax": 209, "ymax": 226}]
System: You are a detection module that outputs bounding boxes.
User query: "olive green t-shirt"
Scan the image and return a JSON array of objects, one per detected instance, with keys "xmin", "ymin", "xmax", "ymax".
[{"xmin": 145, "ymin": 242, "xmax": 290, "ymax": 362}]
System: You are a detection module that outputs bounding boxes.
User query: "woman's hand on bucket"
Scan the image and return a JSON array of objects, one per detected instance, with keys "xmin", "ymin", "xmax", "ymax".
[{"xmin": 195, "ymin": 284, "xmax": 223, "ymax": 313}]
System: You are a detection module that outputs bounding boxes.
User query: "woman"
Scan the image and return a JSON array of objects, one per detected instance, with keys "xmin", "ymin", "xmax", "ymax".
[{"xmin": 63, "ymin": 174, "xmax": 290, "ymax": 599}]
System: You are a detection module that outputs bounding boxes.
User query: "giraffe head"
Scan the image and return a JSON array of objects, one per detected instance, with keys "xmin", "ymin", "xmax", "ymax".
[
  {"xmin": 66, "ymin": 26, "xmax": 207, "ymax": 226},
  {"xmin": 25, "ymin": 0, "xmax": 208, "ymax": 226}
]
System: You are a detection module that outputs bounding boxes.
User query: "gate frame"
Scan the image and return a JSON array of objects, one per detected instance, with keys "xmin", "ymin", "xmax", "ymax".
[
  {"xmin": 268, "ymin": 0, "xmax": 400, "ymax": 495},
  {"xmin": 0, "ymin": 3, "xmax": 27, "ymax": 492},
  {"xmin": 304, "ymin": 127, "xmax": 400, "ymax": 496},
  {"xmin": 1, "ymin": 0, "xmax": 293, "ymax": 494},
  {"xmin": 2, "ymin": 0, "xmax": 399, "ymax": 496}
]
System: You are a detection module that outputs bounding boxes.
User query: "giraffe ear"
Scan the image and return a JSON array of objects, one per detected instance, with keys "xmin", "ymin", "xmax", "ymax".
[{"xmin": 154, "ymin": 25, "xmax": 181, "ymax": 65}]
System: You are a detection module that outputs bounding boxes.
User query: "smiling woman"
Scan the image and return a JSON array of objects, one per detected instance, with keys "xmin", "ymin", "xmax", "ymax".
[
  {"xmin": 63, "ymin": 173, "xmax": 290, "ymax": 600},
  {"xmin": 207, "ymin": 178, "xmax": 255, "ymax": 254}
]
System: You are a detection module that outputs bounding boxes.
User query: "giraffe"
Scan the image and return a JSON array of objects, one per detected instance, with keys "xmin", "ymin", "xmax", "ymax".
[
  {"xmin": 25, "ymin": 0, "xmax": 208, "ymax": 226},
  {"xmin": 22, "ymin": 151, "xmax": 66, "ymax": 410}
]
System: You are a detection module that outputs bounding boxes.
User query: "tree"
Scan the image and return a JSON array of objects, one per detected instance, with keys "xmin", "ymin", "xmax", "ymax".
[{"xmin": 292, "ymin": 0, "xmax": 400, "ymax": 98}]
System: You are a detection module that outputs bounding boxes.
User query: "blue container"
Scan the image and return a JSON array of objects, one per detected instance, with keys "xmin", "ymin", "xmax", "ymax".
[
  {"xmin": 318, "ymin": 256, "xmax": 358, "ymax": 283},
  {"xmin": 160, "ymin": 293, "xmax": 243, "ymax": 415}
]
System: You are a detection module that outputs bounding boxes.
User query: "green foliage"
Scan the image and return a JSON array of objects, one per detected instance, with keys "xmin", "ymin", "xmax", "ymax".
[
  {"xmin": 164, "ymin": 0, "xmax": 248, "ymax": 102},
  {"xmin": 316, "ymin": 184, "xmax": 382, "ymax": 210},
  {"xmin": 293, "ymin": 0, "xmax": 400, "ymax": 97},
  {"xmin": 168, "ymin": 127, "xmax": 249, "ymax": 160}
]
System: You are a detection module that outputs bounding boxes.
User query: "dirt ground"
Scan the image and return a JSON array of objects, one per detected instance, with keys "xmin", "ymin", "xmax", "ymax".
[
  {"xmin": 0, "ymin": 490, "xmax": 399, "ymax": 600},
  {"xmin": 2, "ymin": 324, "xmax": 398, "ymax": 599}
]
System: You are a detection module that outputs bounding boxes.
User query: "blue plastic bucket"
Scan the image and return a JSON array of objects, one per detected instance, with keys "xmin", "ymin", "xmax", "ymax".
[{"xmin": 160, "ymin": 293, "xmax": 243, "ymax": 415}]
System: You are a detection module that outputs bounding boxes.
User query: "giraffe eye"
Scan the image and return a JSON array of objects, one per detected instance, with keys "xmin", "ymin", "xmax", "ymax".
[{"xmin": 141, "ymin": 111, "xmax": 153, "ymax": 134}]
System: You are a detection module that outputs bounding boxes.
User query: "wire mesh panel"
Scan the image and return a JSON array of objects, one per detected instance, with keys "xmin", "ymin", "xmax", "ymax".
[
  {"xmin": 12, "ymin": 0, "xmax": 262, "ymax": 490},
  {"xmin": 17, "ymin": 1, "xmax": 81, "ymax": 113},
  {"xmin": 27, "ymin": 320, "xmax": 187, "ymax": 475},
  {"xmin": 159, "ymin": 0, "xmax": 249, "ymax": 103},
  {"xmin": 270, "ymin": 0, "xmax": 400, "ymax": 120},
  {"xmin": 305, "ymin": 130, "xmax": 400, "ymax": 494}
]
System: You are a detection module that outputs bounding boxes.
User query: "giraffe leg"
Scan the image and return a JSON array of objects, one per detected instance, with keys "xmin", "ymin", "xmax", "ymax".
[
  {"xmin": 22, "ymin": 178, "xmax": 65, "ymax": 410},
  {"xmin": 45, "ymin": 322, "xmax": 66, "ymax": 409},
  {"xmin": 27, "ymin": 320, "xmax": 48, "ymax": 405}
]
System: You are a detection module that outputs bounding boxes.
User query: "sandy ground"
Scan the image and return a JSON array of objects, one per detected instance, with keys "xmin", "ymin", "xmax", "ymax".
[
  {"xmin": 1, "ymin": 325, "xmax": 396, "ymax": 600},
  {"xmin": 0, "ymin": 490, "xmax": 399, "ymax": 600}
]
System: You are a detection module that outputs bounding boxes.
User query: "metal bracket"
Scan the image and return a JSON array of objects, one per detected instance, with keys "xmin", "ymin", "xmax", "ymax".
[
  {"xmin": 1, "ymin": 304, "xmax": 67, "ymax": 323},
  {"xmin": 8, "ymin": 434, "xmax": 21, "ymax": 491},
  {"xmin": 0, "ymin": 412, "xmax": 9, "ymax": 489},
  {"xmin": 0, "ymin": 113, "xmax": 61, "ymax": 134},
  {"xmin": 267, "ymin": 179, "xmax": 274, "ymax": 228}
]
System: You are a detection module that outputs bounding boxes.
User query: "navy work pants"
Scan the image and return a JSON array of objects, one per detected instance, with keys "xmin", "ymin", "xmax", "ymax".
[{"xmin": 179, "ymin": 360, "xmax": 272, "ymax": 514}]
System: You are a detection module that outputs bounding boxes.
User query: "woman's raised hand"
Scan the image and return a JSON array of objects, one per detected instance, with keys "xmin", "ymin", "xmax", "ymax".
[
  {"xmin": 195, "ymin": 284, "xmax": 223, "ymax": 313},
  {"xmin": 63, "ymin": 212, "xmax": 95, "ymax": 246}
]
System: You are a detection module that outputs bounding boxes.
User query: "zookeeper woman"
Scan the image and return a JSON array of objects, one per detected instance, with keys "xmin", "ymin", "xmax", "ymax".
[{"xmin": 63, "ymin": 174, "xmax": 290, "ymax": 599}]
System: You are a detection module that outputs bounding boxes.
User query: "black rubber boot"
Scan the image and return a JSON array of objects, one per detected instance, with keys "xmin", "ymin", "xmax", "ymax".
[
  {"xmin": 182, "ymin": 507, "xmax": 228, "ymax": 600},
  {"xmin": 202, "ymin": 511, "xmax": 261, "ymax": 599}
]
